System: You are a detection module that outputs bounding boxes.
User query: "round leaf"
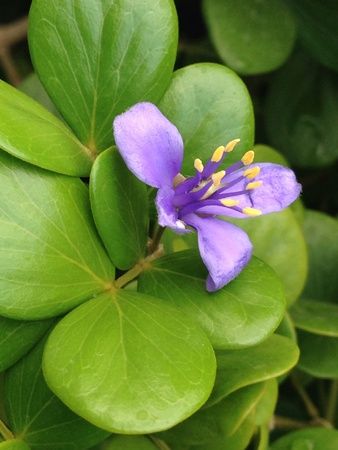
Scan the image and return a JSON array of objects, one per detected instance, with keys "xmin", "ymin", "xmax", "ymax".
[
  {"xmin": 90, "ymin": 148, "xmax": 148, "ymax": 269},
  {"xmin": 270, "ymin": 428, "xmax": 338, "ymax": 450},
  {"xmin": 254, "ymin": 379, "xmax": 278, "ymax": 426},
  {"xmin": 0, "ymin": 152, "xmax": 114, "ymax": 320},
  {"xmin": 29, "ymin": 0, "xmax": 178, "ymax": 152},
  {"xmin": 139, "ymin": 251, "xmax": 286, "ymax": 349},
  {"xmin": 103, "ymin": 436, "xmax": 157, "ymax": 450},
  {"xmin": 206, "ymin": 334, "xmax": 299, "ymax": 407},
  {"xmin": 203, "ymin": 0, "xmax": 296, "ymax": 75},
  {"xmin": 159, "ymin": 63, "xmax": 254, "ymax": 174},
  {"xmin": 43, "ymin": 290, "xmax": 216, "ymax": 434},
  {"xmin": 291, "ymin": 300, "xmax": 338, "ymax": 337},
  {"xmin": 4, "ymin": 338, "xmax": 109, "ymax": 449},
  {"xmin": 0, "ymin": 80, "xmax": 93, "ymax": 176},
  {"xmin": 0, "ymin": 442, "xmax": 30, "ymax": 450}
]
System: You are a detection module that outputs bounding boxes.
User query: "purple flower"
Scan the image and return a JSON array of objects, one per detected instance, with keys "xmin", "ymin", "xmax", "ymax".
[{"xmin": 113, "ymin": 102, "xmax": 301, "ymax": 292}]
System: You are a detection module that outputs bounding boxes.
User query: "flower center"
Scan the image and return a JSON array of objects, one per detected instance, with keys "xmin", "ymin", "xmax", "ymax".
[{"xmin": 172, "ymin": 139, "xmax": 263, "ymax": 219}]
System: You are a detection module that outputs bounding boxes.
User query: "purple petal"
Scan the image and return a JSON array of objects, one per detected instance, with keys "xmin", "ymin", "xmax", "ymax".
[
  {"xmin": 113, "ymin": 102, "xmax": 184, "ymax": 188},
  {"xmin": 184, "ymin": 214, "xmax": 253, "ymax": 292},
  {"xmin": 156, "ymin": 188, "xmax": 189, "ymax": 233}
]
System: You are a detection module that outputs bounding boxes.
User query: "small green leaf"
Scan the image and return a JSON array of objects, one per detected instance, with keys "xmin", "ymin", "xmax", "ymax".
[
  {"xmin": 0, "ymin": 316, "xmax": 51, "ymax": 371},
  {"xmin": 270, "ymin": 428, "xmax": 338, "ymax": 450},
  {"xmin": 139, "ymin": 251, "xmax": 285, "ymax": 349},
  {"xmin": 297, "ymin": 331, "xmax": 338, "ymax": 379},
  {"xmin": 0, "ymin": 152, "xmax": 114, "ymax": 320},
  {"xmin": 254, "ymin": 379, "xmax": 278, "ymax": 426},
  {"xmin": 102, "ymin": 436, "xmax": 157, "ymax": 450},
  {"xmin": 29, "ymin": 0, "xmax": 178, "ymax": 152},
  {"xmin": 206, "ymin": 334, "xmax": 299, "ymax": 407},
  {"xmin": 0, "ymin": 80, "xmax": 94, "ymax": 176},
  {"xmin": 4, "ymin": 338, "xmax": 109, "ymax": 449},
  {"xmin": 228, "ymin": 208, "xmax": 308, "ymax": 305},
  {"xmin": 253, "ymin": 144, "xmax": 290, "ymax": 166},
  {"xmin": 302, "ymin": 210, "xmax": 338, "ymax": 302},
  {"xmin": 158, "ymin": 383, "xmax": 265, "ymax": 447},
  {"xmin": 43, "ymin": 290, "xmax": 216, "ymax": 434},
  {"xmin": 265, "ymin": 52, "xmax": 338, "ymax": 167},
  {"xmin": 159, "ymin": 63, "xmax": 254, "ymax": 174},
  {"xmin": 203, "ymin": 0, "xmax": 296, "ymax": 75},
  {"xmin": 0, "ymin": 441, "xmax": 30, "ymax": 450},
  {"xmin": 291, "ymin": 300, "xmax": 338, "ymax": 337},
  {"xmin": 90, "ymin": 148, "xmax": 148, "ymax": 269}
]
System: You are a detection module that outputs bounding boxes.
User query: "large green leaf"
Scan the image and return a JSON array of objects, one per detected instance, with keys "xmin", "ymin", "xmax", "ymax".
[
  {"xmin": 0, "ymin": 152, "xmax": 114, "ymax": 320},
  {"xmin": 0, "ymin": 81, "xmax": 93, "ymax": 176},
  {"xmin": 4, "ymin": 338, "xmax": 109, "ymax": 450},
  {"xmin": 265, "ymin": 52, "xmax": 338, "ymax": 167},
  {"xmin": 291, "ymin": 300, "xmax": 338, "ymax": 337},
  {"xmin": 0, "ymin": 317, "xmax": 51, "ymax": 371},
  {"xmin": 29, "ymin": 0, "xmax": 178, "ymax": 152},
  {"xmin": 297, "ymin": 330, "xmax": 338, "ymax": 379},
  {"xmin": 0, "ymin": 442, "xmax": 30, "ymax": 450},
  {"xmin": 43, "ymin": 290, "xmax": 216, "ymax": 434},
  {"xmin": 139, "ymin": 251, "xmax": 285, "ymax": 349},
  {"xmin": 159, "ymin": 63, "xmax": 254, "ymax": 174},
  {"xmin": 301, "ymin": 210, "xmax": 338, "ymax": 302},
  {"xmin": 19, "ymin": 73, "xmax": 59, "ymax": 116},
  {"xmin": 206, "ymin": 334, "xmax": 299, "ymax": 407},
  {"xmin": 90, "ymin": 148, "xmax": 148, "ymax": 269},
  {"xmin": 102, "ymin": 436, "xmax": 157, "ymax": 450},
  {"xmin": 229, "ymin": 208, "xmax": 308, "ymax": 305},
  {"xmin": 203, "ymin": 0, "xmax": 296, "ymax": 75},
  {"xmin": 286, "ymin": 0, "xmax": 338, "ymax": 73},
  {"xmin": 270, "ymin": 428, "xmax": 338, "ymax": 450},
  {"xmin": 254, "ymin": 379, "xmax": 278, "ymax": 426},
  {"xmin": 158, "ymin": 382, "xmax": 265, "ymax": 447}
]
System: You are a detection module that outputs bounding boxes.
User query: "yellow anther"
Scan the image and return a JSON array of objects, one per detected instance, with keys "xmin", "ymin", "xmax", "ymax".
[
  {"xmin": 211, "ymin": 145, "xmax": 225, "ymax": 162},
  {"xmin": 243, "ymin": 166, "xmax": 260, "ymax": 179},
  {"xmin": 194, "ymin": 158, "xmax": 204, "ymax": 173},
  {"xmin": 246, "ymin": 181, "xmax": 263, "ymax": 190},
  {"xmin": 241, "ymin": 150, "xmax": 255, "ymax": 166},
  {"xmin": 212, "ymin": 170, "xmax": 226, "ymax": 186},
  {"xmin": 242, "ymin": 207, "xmax": 262, "ymax": 216},
  {"xmin": 220, "ymin": 199, "xmax": 239, "ymax": 207},
  {"xmin": 224, "ymin": 138, "xmax": 241, "ymax": 153}
]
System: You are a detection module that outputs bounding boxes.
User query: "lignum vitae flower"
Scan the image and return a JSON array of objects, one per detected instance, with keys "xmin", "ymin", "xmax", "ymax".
[{"xmin": 113, "ymin": 102, "xmax": 301, "ymax": 292}]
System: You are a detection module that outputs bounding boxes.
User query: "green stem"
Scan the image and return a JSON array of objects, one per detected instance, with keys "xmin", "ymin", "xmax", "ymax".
[
  {"xmin": 148, "ymin": 225, "xmax": 165, "ymax": 255},
  {"xmin": 326, "ymin": 380, "xmax": 338, "ymax": 425},
  {"xmin": 0, "ymin": 419, "xmax": 14, "ymax": 440},
  {"xmin": 149, "ymin": 435, "xmax": 171, "ymax": 450},
  {"xmin": 273, "ymin": 415, "xmax": 308, "ymax": 430},
  {"xmin": 291, "ymin": 374, "xmax": 320, "ymax": 419}
]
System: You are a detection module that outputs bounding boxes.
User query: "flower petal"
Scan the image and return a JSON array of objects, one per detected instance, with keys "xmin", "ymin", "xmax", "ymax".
[
  {"xmin": 156, "ymin": 188, "xmax": 188, "ymax": 233},
  {"xmin": 113, "ymin": 102, "xmax": 184, "ymax": 188},
  {"xmin": 184, "ymin": 214, "xmax": 253, "ymax": 292}
]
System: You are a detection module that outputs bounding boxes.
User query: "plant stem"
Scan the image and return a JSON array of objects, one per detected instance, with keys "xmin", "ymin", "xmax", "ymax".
[
  {"xmin": 149, "ymin": 435, "xmax": 171, "ymax": 450},
  {"xmin": 0, "ymin": 419, "xmax": 14, "ymax": 440},
  {"xmin": 272, "ymin": 415, "xmax": 308, "ymax": 430},
  {"xmin": 326, "ymin": 380, "xmax": 338, "ymax": 425},
  {"xmin": 148, "ymin": 225, "xmax": 165, "ymax": 254},
  {"xmin": 291, "ymin": 374, "xmax": 320, "ymax": 419}
]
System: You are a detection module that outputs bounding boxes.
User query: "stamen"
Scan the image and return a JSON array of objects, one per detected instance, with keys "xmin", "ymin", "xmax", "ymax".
[
  {"xmin": 243, "ymin": 166, "xmax": 260, "ymax": 179},
  {"xmin": 224, "ymin": 138, "xmax": 241, "ymax": 153},
  {"xmin": 246, "ymin": 181, "xmax": 263, "ymax": 190},
  {"xmin": 241, "ymin": 150, "xmax": 255, "ymax": 166},
  {"xmin": 194, "ymin": 158, "xmax": 204, "ymax": 173},
  {"xmin": 211, "ymin": 170, "xmax": 226, "ymax": 187},
  {"xmin": 220, "ymin": 199, "xmax": 239, "ymax": 207},
  {"xmin": 242, "ymin": 207, "xmax": 262, "ymax": 216},
  {"xmin": 211, "ymin": 146, "xmax": 225, "ymax": 162}
]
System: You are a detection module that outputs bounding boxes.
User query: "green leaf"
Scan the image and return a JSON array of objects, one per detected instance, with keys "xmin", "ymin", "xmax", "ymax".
[
  {"xmin": 90, "ymin": 148, "xmax": 148, "ymax": 269},
  {"xmin": 102, "ymin": 436, "xmax": 157, "ymax": 450},
  {"xmin": 286, "ymin": 0, "xmax": 338, "ymax": 73},
  {"xmin": 4, "ymin": 338, "xmax": 109, "ymax": 449},
  {"xmin": 206, "ymin": 334, "xmax": 299, "ymax": 407},
  {"xmin": 254, "ymin": 379, "xmax": 278, "ymax": 426},
  {"xmin": 276, "ymin": 313, "xmax": 297, "ymax": 343},
  {"xmin": 158, "ymin": 382, "xmax": 265, "ymax": 447},
  {"xmin": 28, "ymin": 0, "xmax": 178, "ymax": 152},
  {"xmin": 0, "ymin": 152, "xmax": 114, "ymax": 320},
  {"xmin": 270, "ymin": 428, "xmax": 338, "ymax": 450},
  {"xmin": 0, "ymin": 81, "xmax": 94, "ymax": 176},
  {"xmin": 139, "ymin": 251, "xmax": 285, "ymax": 349},
  {"xmin": 297, "ymin": 330, "xmax": 338, "ymax": 379},
  {"xmin": 302, "ymin": 210, "xmax": 338, "ymax": 302},
  {"xmin": 19, "ymin": 73, "xmax": 59, "ymax": 116},
  {"xmin": 0, "ymin": 317, "xmax": 51, "ymax": 371},
  {"xmin": 43, "ymin": 290, "xmax": 216, "ymax": 434},
  {"xmin": 159, "ymin": 63, "xmax": 254, "ymax": 174},
  {"xmin": 0, "ymin": 441, "xmax": 30, "ymax": 450},
  {"xmin": 265, "ymin": 52, "xmax": 338, "ymax": 167},
  {"xmin": 229, "ymin": 208, "xmax": 308, "ymax": 305},
  {"xmin": 203, "ymin": 0, "xmax": 296, "ymax": 75},
  {"xmin": 291, "ymin": 300, "xmax": 338, "ymax": 337}
]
